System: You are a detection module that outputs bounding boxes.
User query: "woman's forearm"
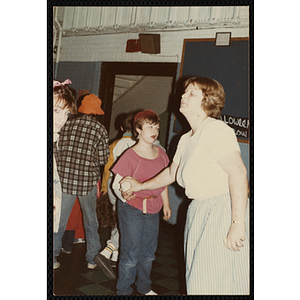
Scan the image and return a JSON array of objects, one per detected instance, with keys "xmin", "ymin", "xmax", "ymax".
[
  {"xmin": 141, "ymin": 165, "xmax": 175, "ymax": 191},
  {"xmin": 218, "ymin": 151, "xmax": 248, "ymax": 223},
  {"xmin": 142, "ymin": 161, "xmax": 178, "ymax": 190},
  {"xmin": 228, "ymin": 169, "xmax": 248, "ymax": 223},
  {"xmin": 222, "ymin": 161, "xmax": 248, "ymax": 251},
  {"xmin": 121, "ymin": 161, "xmax": 178, "ymax": 193}
]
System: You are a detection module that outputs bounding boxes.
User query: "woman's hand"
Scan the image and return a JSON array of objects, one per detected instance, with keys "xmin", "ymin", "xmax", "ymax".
[
  {"xmin": 120, "ymin": 176, "xmax": 142, "ymax": 192},
  {"xmin": 163, "ymin": 205, "xmax": 172, "ymax": 221},
  {"xmin": 224, "ymin": 223, "xmax": 246, "ymax": 251},
  {"xmin": 120, "ymin": 176, "xmax": 142, "ymax": 200}
]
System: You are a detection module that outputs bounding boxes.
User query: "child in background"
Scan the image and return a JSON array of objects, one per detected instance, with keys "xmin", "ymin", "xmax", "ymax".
[
  {"xmin": 53, "ymin": 79, "xmax": 77, "ymax": 235},
  {"xmin": 94, "ymin": 113, "xmax": 135, "ymax": 278},
  {"xmin": 60, "ymin": 96, "xmax": 90, "ymax": 254},
  {"xmin": 54, "ymin": 93, "xmax": 109, "ymax": 270},
  {"xmin": 111, "ymin": 110, "xmax": 172, "ymax": 295}
]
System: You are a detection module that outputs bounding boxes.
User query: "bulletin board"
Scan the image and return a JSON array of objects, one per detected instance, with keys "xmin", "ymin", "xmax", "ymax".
[{"xmin": 176, "ymin": 38, "xmax": 249, "ymax": 143}]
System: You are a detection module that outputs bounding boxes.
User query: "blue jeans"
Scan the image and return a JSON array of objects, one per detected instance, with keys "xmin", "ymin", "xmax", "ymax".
[
  {"xmin": 116, "ymin": 200, "xmax": 159, "ymax": 295},
  {"xmin": 53, "ymin": 184, "xmax": 100, "ymax": 264}
]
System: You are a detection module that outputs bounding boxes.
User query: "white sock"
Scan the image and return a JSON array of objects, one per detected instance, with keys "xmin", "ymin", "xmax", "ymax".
[
  {"xmin": 111, "ymin": 249, "xmax": 118, "ymax": 262},
  {"xmin": 100, "ymin": 243, "xmax": 115, "ymax": 259}
]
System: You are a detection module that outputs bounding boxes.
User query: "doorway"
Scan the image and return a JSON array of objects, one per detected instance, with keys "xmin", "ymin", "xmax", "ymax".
[{"xmin": 98, "ymin": 62, "xmax": 178, "ymax": 148}]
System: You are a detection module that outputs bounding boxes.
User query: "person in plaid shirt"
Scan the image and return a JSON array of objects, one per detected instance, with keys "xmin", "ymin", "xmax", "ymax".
[{"xmin": 54, "ymin": 93, "xmax": 109, "ymax": 270}]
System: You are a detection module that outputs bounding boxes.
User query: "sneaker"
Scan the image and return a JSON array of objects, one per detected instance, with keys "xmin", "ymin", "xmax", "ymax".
[
  {"xmin": 53, "ymin": 261, "xmax": 60, "ymax": 270},
  {"xmin": 145, "ymin": 290, "xmax": 158, "ymax": 296},
  {"xmin": 73, "ymin": 238, "xmax": 85, "ymax": 244},
  {"xmin": 93, "ymin": 253, "xmax": 116, "ymax": 279},
  {"xmin": 87, "ymin": 263, "xmax": 97, "ymax": 269},
  {"xmin": 61, "ymin": 248, "xmax": 72, "ymax": 254}
]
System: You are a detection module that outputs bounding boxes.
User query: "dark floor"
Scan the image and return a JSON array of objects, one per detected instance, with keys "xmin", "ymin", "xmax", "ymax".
[{"xmin": 53, "ymin": 222, "xmax": 187, "ymax": 296}]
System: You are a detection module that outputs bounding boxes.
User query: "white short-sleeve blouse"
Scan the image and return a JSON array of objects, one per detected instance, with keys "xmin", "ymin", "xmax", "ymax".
[{"xmin": 173, "ymin": 117, "xmax": 240, "ymax": 200}]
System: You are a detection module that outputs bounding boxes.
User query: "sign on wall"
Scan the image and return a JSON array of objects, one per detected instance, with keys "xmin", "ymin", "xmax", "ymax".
[{"xmin": 219, "ymin": 114, "xmax": 249, "ymax": 140}]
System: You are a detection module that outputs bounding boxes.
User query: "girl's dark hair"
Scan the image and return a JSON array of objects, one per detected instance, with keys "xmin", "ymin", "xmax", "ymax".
[
  {"xmin": 183, "ymin": 77, "xmax": 225, "ymax": 119},
  {"xmin": 132, "ymin": 110, "xmax": 160, "ymax": 141},
  {"xmin": 53, "ymin": 82, "xmax": 77, "ymax": 114},
  {"xmin": 120, "ymin": 113, "xmax": 134, "ymax": 132}
]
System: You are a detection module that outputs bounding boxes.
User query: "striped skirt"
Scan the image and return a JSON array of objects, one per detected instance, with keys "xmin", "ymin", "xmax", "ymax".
[{"xmin": 184, "ymin": 193, "xmax": 249, "ymax": 295}]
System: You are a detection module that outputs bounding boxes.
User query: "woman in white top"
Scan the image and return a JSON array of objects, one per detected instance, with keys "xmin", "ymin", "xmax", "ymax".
[{"xmin": 120, "ymin": 77, "xmax": 249, "ymax": 295}]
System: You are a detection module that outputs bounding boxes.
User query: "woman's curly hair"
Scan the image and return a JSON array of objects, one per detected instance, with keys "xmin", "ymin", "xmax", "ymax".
[
  {"xmin": 183, "ymin": 77, "xmax": 225, "ymax": 119},
  {"xmin": 96, "ymin": 193, "xmax": 116, "ymax": 229}
]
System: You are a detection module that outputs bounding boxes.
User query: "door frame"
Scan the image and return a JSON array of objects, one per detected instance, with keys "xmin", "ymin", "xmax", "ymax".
[{"xmin": 98, "ymin": 62, "xmax": 178, "ymax": 143}]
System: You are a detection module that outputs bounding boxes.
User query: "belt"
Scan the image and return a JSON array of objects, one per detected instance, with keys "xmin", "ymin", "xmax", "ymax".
[{"xmin": 142, "ymin": 196, "xmax": 156, "ymax": 214}]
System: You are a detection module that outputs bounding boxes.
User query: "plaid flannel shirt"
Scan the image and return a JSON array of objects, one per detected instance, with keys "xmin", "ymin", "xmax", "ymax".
[{"xmin": 56, "ymin": 114, "xmax": 109, "ymax": 196}]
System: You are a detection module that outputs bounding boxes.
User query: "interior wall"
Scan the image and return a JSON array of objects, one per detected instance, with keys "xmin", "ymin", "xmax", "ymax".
[
  {"xmin": 58, "ymin": 27, "xmax": 249, "ymax": 64},
  {"xmin": 109, "ymin": 76, "xmax": 173, "ymax": 144},
  {"xmin": 55, "ymin": 61, "xmax": 101, "ymax": 97}
]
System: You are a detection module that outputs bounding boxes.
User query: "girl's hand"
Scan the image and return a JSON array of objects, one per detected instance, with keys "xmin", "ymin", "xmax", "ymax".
[
  {"xmin": 121, "ymin": 190, "xmax": 136, "ymax": 201},
  {"xmin": 223, "ymin": 223, "xmax": 246, "ymax": 251},
  {"xmin": 163, "ymin": 206, "xmax": 172, "ymax": 220}
]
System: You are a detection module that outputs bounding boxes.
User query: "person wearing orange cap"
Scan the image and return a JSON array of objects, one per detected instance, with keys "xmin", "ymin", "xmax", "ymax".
[{"xmin": 54, "ymin": 93, "xmax": 110, "ymax": 270}]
